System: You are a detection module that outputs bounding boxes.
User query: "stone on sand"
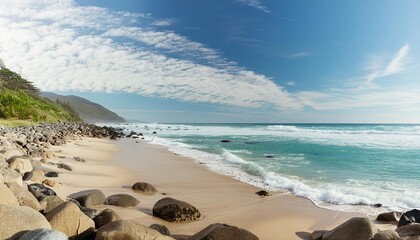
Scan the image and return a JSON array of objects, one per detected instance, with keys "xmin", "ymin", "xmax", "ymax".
[
  {"xmin": 372, "ymin": 230, "xmax": 400, "ymax": 240},
  {"xmin": 95, "ymin": 220, "xmax": 174, "ymax": 240},
  {"xmin": 68, "ymin": 189, "xmax": 106, "ymax": 208},
  {"xmin": 7, "ymin": 156, "xmax": 33, "ymax": 174},
  {"xmin": 399, "ymin": 209, "xmax": 420, "ymax": 227},
  {"xmin": 7, "ymin": 182, "xmax": 40, "ymax": 210},
  {"xmin": 132, "ymin": 182, "xmax": 157, "ymax": 193},
  {"xmin": 322, "ymin": 217, "xmax": 377, "ymax": 240},
  {"xmin": 0, "ymin": 183, "xmax": 20, "ymax": 205},
  {"xmin": 150, "ymin": 224, "xmax": 170, "ymax": 236},
  {"xmin": 396, "ymin": 223, "xmax": 420, "ymax": 238},
  {"xmin": 28, "ymin": 183, "xmax": 57, "ymax": 201},
  {"xmin": 106, "ymin": 194, "xmax": 139, "ymax": 207},
  {"xmin": 94, "ymin": 209, "xmax": 122, "ymax": 229},
  {"xmin": 152, "ymin": 197, "xmax": 201, "ymax": 222},
  {"xmin": 377, "ymin": 211, "xmax": 403, "ymax": 222},
  {"xmin": 189, "ymin": 223, "xmax": 259, "ymax": 240},
  {"xmin": 18, "ymin": 229, "xmax": 68, "ymax": 240}
]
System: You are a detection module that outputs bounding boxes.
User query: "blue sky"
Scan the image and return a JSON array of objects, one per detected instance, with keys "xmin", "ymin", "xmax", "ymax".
[{"xmin": 0, "ymin": 0, "xmax": 419, "ymax": 123}]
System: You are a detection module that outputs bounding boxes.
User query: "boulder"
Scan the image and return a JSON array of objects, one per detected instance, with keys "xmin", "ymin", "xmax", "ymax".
[
  {"xmin": 45, "ymin": 171, "xmax": 59, "ymax": 177},
  {"xmin": 40, "ymin": 195, "xmax": 66, "ymax": 214},
  {"xmin": 0, "ymin": 204, "xmax": 51, "ymax": 240},
  {"xmin": 372, "ymin": 230, "xmax": 400, "ymax": 240},
  {"xmin": 0, "ymin": 183, "xmax": 20, "ymax": 205},
  {"xmin": 94, "ymin": 209, "xmax": 122, "ymax": 229},
  {"xmin": 2, "ymin": 148, "xmax": 25, "ymax": 160},
  {"xmin": 42, "ymin": 151, "xmax": 55, "ymax": 159},
  {"xmin": 68, "ymin": 189, "xmax": 106, "ymax": 208},
  {"xmin": 7, "ymin": 182, "xmax": 40, "ymax": 210},
  {"xmin": 310, "ymin": 230, "xmax": 327, "ymax": 240},
  {"xmin": 132, "ymin": 182, "xmax": 157, "ymax": 193},
  {"xmin": 28, "ymin": 183, "xmax": 57, "ymax": 201},
  {"xmin": 18, "ymin": 229, "xmax": 68, "ymax": 240},
  {"xmin": 30, "ymin": 159, "xmax": 42, "ymax": 168},
  {"xmin": 23, "ymin": 171, "xmax": 33, "ymax": 181},
  {"xmin": 220, "ymin": 140, "xmax": 230, "ymax": 143},
  {"xmin": 73, "ymin": 156, "xmax": 86, "ymax": 162},
  {"xmin": 152, "ymin": 197, "xmax": 201, "ymax": 222},
  {"xmin": 7, "ymin": 156, "xmax": 33, "ymax": 174},
  {"xmin": 42, "ymin": 179, "xmax": 62, "ymax": 187},
  {"xmin": 399, "ymin": 209, "xmax": 420, "ymax": 227},
  {"xmin": 0, "ymin": 172, "xmax": 3, "ymax": 184},
  {"xmin": 57, "ymin": 163, "xmax": 73, "ymax": 171},
  {"xmin": 150, "ymin": 224, "xmax": 170, "ymax": 236},
  {"xmin": 95, "ymin": 220, "xmax": 174, "ymax": 240},
  {"xmin": 68, "ymin": 198, "xmax": 98, "ymax": 219},
  {"xmin": 396, "ymin": 223, "xmax": 420, "ymax": 238},
  {"xmin": 377, "ymin": 211, "xmax": 403, "ymax": 222},
  {"xmin": 29, "ymin": 169, "xmax": 45, "ymax": 183},
  {"xmin": 45, "ymin": 201, "xmax": 95, "ymax": 239},
  {"xmin": 189, "ymin": 223, "xmax": 259, "ymax": 240},
  {"xmin": 40, "ymin": 158, "xmax": 49, "ymax": 164},
  {"xmin": 1, "ymin": 167, "xmax": 23, "ymax": 186},
  {"xmin": 106, "ymin": 194, "xmax": 139, "ymax": 207},
  {"xmin": 323, "ymin": 217, "xmax": 377, "ymax": 240}
]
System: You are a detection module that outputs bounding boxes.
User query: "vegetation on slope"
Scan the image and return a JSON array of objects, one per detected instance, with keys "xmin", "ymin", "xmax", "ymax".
[{"xmin": 0, "ymin": 65, "xmax": 81, "ymax": 123}]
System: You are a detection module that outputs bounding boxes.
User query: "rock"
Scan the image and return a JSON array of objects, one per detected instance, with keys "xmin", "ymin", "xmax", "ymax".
[
  {"xmin": 399, "ymin": 209, "xmax": 420, "ymax": 227},
  {"xmin": 23, "ymin": 171, "xmax": 33, "ymax": 181},
  {"xmin": 255, "ymin": 190, "xmax": 271, "ymax": 197},
  {"xmin": 40, "ymin": 158, "xmax": 49, "ymax": 164},
  {"xmin": 0, "ymin": 183, "xmax": 20, "ymax": 205},
  {"xmin": 45, "ymin": 201, "xmax": 95, "ymax": 239},
  {"xmin": 30, "ymin": 159, "xmax": 42, "ymax": 168},
  {"xmin": 95, "ymin": 220, "xmax": 174, "ymax": 240},
  {"xmin": 68, "ymin": 198, "xmax": 98, "ymax": 219},
  {"xmin": 94, "ymin": 209, "xmax": 122, "ymax": 229},
  {"xmin": 152, "ymin": 197, "xmax": 201, "ymax": 222},
  {"xmin": 323, "ymin": 217, "xmax": 377, "ymax": 240},
  {"xmin": 68, "ymin": 189, "xmax": 106, "ymax": 208},
  {"xmin": 7, "ymin": 182, "xmax": 40, "ymax": 210},
  {"xmin": 372, "ymin": 230, "xmax": 400, "ymax": 240},
  {"xmin": 40, "ymin": 195, "xmax": 66, "ymax": 214},
  {"xmin": 43, "ymin": 179, "xmax": 62, "ymax": 187},
  {"xmin": 106, "ymin": 194, "xmax": 139, "ymax": 207},
  {"xmin": 45, "ymin": 171, "xmax": 59, "ymax": 177},
  {"xmin": 265, "ymin": 155, "xmax": 274, "ymax": 158},
  {"xmin": 28, "ymin": 183, "xmax": 57, "ymax": 201},
  {"xmin": 2, "ymin": 148, "xmax": 25, "ymax": 160},
  {"xmin": 73, "ymin": 156, "xmax": 86, "ymax": 162},
  {"xmin": 1, "ymin": 167, "xmax": 23, "ymax": 186},
  {"xmin": 18, "ymin": 228, "xmax": 68, "ymax": 240},
  {"xmin": 0, "ymin": 172, "xmax": 3, "ymax": 184},
  {"xmin": 220, "ymin": 140, "xmax": 230, "ymax": 143},
  {"xmin": 29, "ymin": 169, "xmax": 45, "ymax": 183},
  {"xmin": 7, "ymin": 156, "xmax": 33, "ymax": 174},
  {"xmin": 57, "ymin": 163, "xmax": 73, "ymax": 171},
  {"xmin": 0, "ymin": 204, "xmax": 51, "ymax": 240},
  {"xmin": 310, "ymin": 230, "xmax": 327, "ymax": 240},
  {"xmin": 396, "ymin": 223, "xmax": 420, "ymax": 237},
  {"xmin": 132, "ymin": 182, "xmax": 157, "ymax": 193},
  {"xmin": 377, "ymin": 211, "xmax": 403, "ymax": 222},
  {"xmin": 150, "ymin": 224, "xmax": 170, "ymax": 236},
  {"xmin": 189, "ymin": 223, "xmax": 259, "ymax": 240},
  {"xmin": 43, "ymin": 151, "xmax": 55, "ymax": 159}
]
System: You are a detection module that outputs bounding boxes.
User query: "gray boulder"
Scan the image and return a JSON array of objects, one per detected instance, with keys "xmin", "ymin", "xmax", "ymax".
[
  {"xmin": 1, "ymin": 167, "xmax": 23, "ymax": 186},
  {"xmin": 94, "ymin": 209, "xmax": 122, "ymax": 229},
  {"xmin": 19, "ymin": 229, "xmax": 68, "ymax": 240},
  {"xmin": 57, "ymin": 163, "xmax": 73, "ymax": 171},
  {"xmin": 0, "ymin": 204, "xmax": 51, "ymax": 240},
  {"xmin": 28, "ymin": 169, "xmax": 45, "ymax": 183},
  {"xmin": 28, "ymin": 183, "xmax": 56, "ymax": 201},
  {"xmin": 152, "ymin": 197, "xmax": 201, "ymax": 222},
  {"xmin": 106, "ymin": 194, "xmax": 139, "ymax": 207},
  {"xmin": 150, "ymin": 224, "xmax": 170, "ymax": 236},
  {"xmin": 377, "ymin": 211, "xmax": 403, "ymax": 222},
  {"xmin": 132, "ymin": 182, "xmax": 157, "ymax": 193},
  {"xmin": 7, "ymin": 156, "xmax": 33, "ymax": 174},
  {"xmin": 45, "ymin": 201, "xmax": 95, "ymax": 240},
  {"xmin": 397, "ymin": 223, "xmax": 420, "ymax": 238},
  {"xmin": 7, "ymin": 182, "xmax": 40, "ymax": 210},
  {"xmin": 40, "ymin": 195, "xmax": 65, "ymax": 214},
  {"xmin": 189, "ymin": 223, "xmax": 259, "ymax": 240},
  {"xmin": 95, "ymin": 220, "xmax": 174, "ymax": 240},
  {"xmin": 45, "ymin": 171, "xmax": 59, "ymax": 177},
  {"xmin": 323, "ymin": 217, "xmax": 377, "ymax": 240},
  {"xmin": 0, "ymin": 183, "xmax": 20, "ymax": 205},
  {"xmin": 372, "ymin": 230, "xmax": 400, "ymax": 240},
  {"xmin": 68, "ymin": 189, "xmax": 106, "ymax": 208},
  {"xmin": 399, "ymin": 209, "xmax": 420, "ymax": 227},
  {"xmin": 310, "ymin": 230, "xmax": 327, "ymax": 240}
]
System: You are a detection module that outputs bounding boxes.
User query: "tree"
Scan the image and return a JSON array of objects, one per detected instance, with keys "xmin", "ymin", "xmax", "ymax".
[
  {"xmin": 0, "ymin": 58, "xmax": 5, "ymax": 69},
  {"xmin": 0, "ymin": 68, "xmax": 40, "ymax": 95}
]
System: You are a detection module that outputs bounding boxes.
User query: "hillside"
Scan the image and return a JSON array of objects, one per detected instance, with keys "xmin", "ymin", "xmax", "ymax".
[
  {"xmin": 0, "ymin": 66, "xmax": 81, "ymax": 124},
  {"xmin": 42, "ymin": 92, "xmax": 125, "ymax": 123}
]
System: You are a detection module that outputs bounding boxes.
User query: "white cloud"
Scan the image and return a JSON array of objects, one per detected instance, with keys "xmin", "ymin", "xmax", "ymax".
[
  {"xmin": 152, "ymin": 19, "xmax": 175, "ymax": 27},
  {"xmin": 0, "ymin": 0, "xmax": 300, "ymax": 110},
  {"xmin": 365, "ymin": 44, "xmax": 411, "ymax": 85},
  {"xmin": 286, "ymin": 81, "xmax": 295, "ymax": 86},
  {"xmin": 289, "ymin": 51, "xmax": 312, "ymax": 59},
  {"xmin": 237, "ymin": 0, "xmax": 271, "ymax": 13}
]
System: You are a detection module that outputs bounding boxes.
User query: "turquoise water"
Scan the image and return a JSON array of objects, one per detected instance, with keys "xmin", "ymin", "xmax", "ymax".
[{"xmin": 116, "ymin": 123, "xmax": 420, "ymax": 213}]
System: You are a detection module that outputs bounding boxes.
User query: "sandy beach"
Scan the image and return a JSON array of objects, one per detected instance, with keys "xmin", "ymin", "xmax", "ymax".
[{"xmin": 42, "ymin": 137, "xmax": 396, "ymax": 239}]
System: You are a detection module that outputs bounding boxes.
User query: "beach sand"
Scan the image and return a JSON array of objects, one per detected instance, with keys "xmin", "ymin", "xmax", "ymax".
[{"xmin": 48, "ymin": 137, "xmax": 394, "ymax": 240}]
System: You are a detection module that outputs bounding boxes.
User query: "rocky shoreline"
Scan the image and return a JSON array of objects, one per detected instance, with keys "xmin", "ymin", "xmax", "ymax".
[{"xmin": 0, "ymin": 123, "xmax": 259, "ymax": 240}]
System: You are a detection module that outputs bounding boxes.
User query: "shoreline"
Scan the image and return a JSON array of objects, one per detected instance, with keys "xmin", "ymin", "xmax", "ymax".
[{"xmin": 51, "ymin": 137, "xmax": 396, "ymax": 239}]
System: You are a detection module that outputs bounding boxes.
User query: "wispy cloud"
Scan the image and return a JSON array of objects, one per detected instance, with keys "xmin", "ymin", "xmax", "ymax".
[
  {"xmin": 365, "ymin": 44, "xmax": 411, "ymax": 85},
  {"xmin": 151, "ymin": 18, "xmax": 176, "ymax": 27},
  {"xmin": 0, "ymin": 0, "xmax": 299, "ymax": 110},
  {"xmin": 237, "ymin": 0, "xmax": 271, "ymax": 13},
  {"xmin": 289, "ymin": 51, "xmax": 313, "ymax": 59},
  {"xmin": 286, "ymin": 81, "xmax": 295, "ymax": 86}
]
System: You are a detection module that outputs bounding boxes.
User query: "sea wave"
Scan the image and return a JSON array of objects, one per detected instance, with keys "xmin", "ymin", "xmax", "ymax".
[{"xmin": 147, "ymin": 135, "xmax": 420, "ymax": 213}]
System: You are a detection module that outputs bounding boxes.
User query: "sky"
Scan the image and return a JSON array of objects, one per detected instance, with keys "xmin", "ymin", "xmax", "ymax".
[{"xmin": 0, "ymin": 0, "xmax": 420, "ymax": 123}]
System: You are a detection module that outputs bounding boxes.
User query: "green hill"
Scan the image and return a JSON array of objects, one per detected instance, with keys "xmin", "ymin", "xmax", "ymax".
[
  {"xmin": 42, "ymin": 92, "xmax": 125, "ymax": 123},
  {"xmin": 0, "ymin": 65, "xmax": 81, "ymax": 124}
]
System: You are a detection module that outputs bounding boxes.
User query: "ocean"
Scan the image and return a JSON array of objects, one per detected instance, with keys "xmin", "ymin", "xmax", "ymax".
[{"xmin": 111, "ymin": 123, "xmax": 420, "ymax": 214}]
